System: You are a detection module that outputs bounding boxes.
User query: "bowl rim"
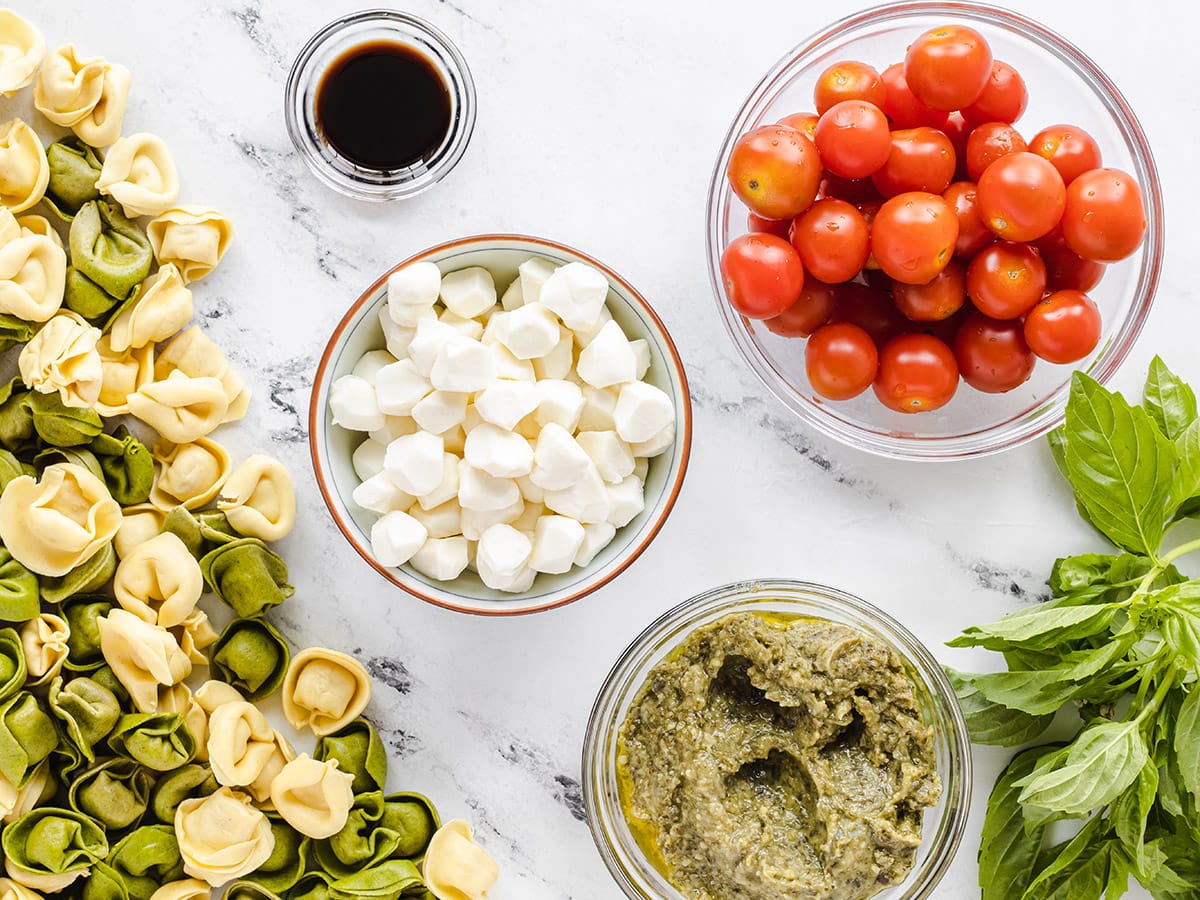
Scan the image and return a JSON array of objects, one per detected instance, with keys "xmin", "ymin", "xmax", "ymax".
[
  {"xmin": 704, "ymin": 0, "xmax": 1164, "ymax": 461},
  {"xmin": 308, "ymin": 233, "xmax": 694, "ymax": 617}
]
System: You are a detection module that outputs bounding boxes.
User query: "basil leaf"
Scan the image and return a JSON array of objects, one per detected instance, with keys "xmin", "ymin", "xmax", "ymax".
[
  {"xmin": 1143, "ymin": 356, "xmax": 1196, "ymax": 440},
  {"xmin": 980, "ymin": 746, "xmax": 1059, "ymax": 900},
  {"xmin": 1105, "ymin": 845, "xmax": 1133, "ymax": 900},
  {"xmin": 1170, "ymin": 418, "xmax": 1200, "ymax": 517},
  {"xmin": 1063, "ymin": 372, "xmax": 1176, "ymax": 556},
  {"xmin": 1048, "ymin": 426, "xmax": 1104, "ymax": 536},
  {"xmin": 1111, "ymin": 758, "xmax": 1157, "ymax": 877},
  {"xmin": 1022, "ymin": 815, "xmax": 1107, "ymax": 899},
  {"xmin": 945, "ymin": 668, "xmax": 1053, "ymax": 746},
  {"xmin": 948, "ymin": 603, "xmax": 1122, "ymax": 652},
  {"xmin": 1173, "ymin": 685, "xmax": 1200, "ymax": 808},
  {"xmin": 1145, "ymin": 831, "xmax": 1200, "ymax": 896},
  {"xmin": 1049, "ymin": 553, "xmax": 1121, "ymax": 595},
  {"xmin": 967, "ymin": 637, "xmax": 1137, "ymax": 715},
  {"xmin": 1017, "ymin": 719, "xmax": 1149, "ymax": 815}
]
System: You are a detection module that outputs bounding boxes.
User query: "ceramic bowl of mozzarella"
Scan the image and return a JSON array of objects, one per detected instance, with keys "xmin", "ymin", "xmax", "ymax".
[{"xmin": 310, "ymin": 235, "xmax": 692, "ymax": 615}]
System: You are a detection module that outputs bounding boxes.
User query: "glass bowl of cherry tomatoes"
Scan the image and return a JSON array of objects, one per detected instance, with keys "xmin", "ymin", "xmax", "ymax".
[{"xmin": 705, "ymin": 1, "xmax": 1163, "ymax": 460}]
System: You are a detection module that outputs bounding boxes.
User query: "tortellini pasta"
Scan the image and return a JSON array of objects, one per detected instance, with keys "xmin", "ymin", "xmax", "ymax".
[
  {"xmin": 148, "ymin": 206, "xmax": 234, "ymax": 284},
  {"xmin": 113, "ymin": 532, "xmax": 203, "ymax": 628},
  {"xmin": 219, "ymin": 454, "xmax": 295, "ymax": 542},
  {"xmin": 95, "ymin": 335, "xmax": 154, "ymax": 416},
  {"xmin": 107, "ymin": 262, "xmax": 193, "ymax": 352},
  {"xmin": 194, "ymin": 679, "xmax": 244, "ymax": 714},
  {"xmin": 18, "ymin": 311, "xmax": 103, "ymax": 407},
  {"xmin": 114, "ymin": 502, "xmax": 166, "ymax": 559},
  {"xmin": 151, "ymin": 879, "xmax": 212, "ymax": 900},
  {"xmin": 127, "ymin": 370, "xmax": 229, "ymax": 444},
  {"xmin": 313, "ymin": 718, "xmax": 388, "ymax": 796},
  {"xmin": 0, "ymin": 119, "xmax": 48, "ymax": 213},
  {"xmin": 68, "ymin": 757, "xmax": 152, "ymax": 831},
  {"xmin": 18, "ymin": 613, "xmax": 68, "ymax": 688},
  {"xmin": 61, "ymin": 596, "xmax": 113, "ymax": 673},
  {"xmin": 156, "ymin": 327, "xmax": 250, "ymax": 424},
  {"xmin": 1, "ymin": 807, "xmax": 108, "ymax": 892},
  {"xmin": 106, "ymin": 710, "xmax": 197, "ymax": 771},
  {"xmin": 175, "ymin": 787, "xmax": 275, "ymax": 886},
  {"xmin": 66, "ymin": 200, "xmax": 153, "ymax": 319},
  {"xmin": 245, "ymin": 728, "xmax": 292, "ymax": 808},
  {"xmin": 157, "ymin": 681, "xmax": 209, "ymax": 762},
  {"xmin": 44, "ymin": 137, "xmax": 102, "ymax": 220},
  {"xmin": 269, "ymin": 755, "xmax": 354, "ymax": 839},
  {"xmin": 148, "ymin": 763, "xmax": 217, "ymax": 826},
  {"xmin": 33, "ymin": 44, "xmax": 105, "ymax": 126},
  {"xmin": 422, "ymin": 820, "xmax": 500, "ymax": 900},
  {"xmin": 206, "ymin": 700, "xmax": 276, "ymax": 788},
  {"xmin": 248, "ymin": 818, "xmax": 307, "ymax": 894},
  {"xmin": 96, "ymin": 133, "xmax": 180, "ymax": 218},
  {"xmin": 0, "ymin": 233, "xmax": 66, "ymax": 323},
  {"xmin": 27, "ymin": 390, "xmax": 103, "ymax": 447},
  {"xmin": 0, "ymin": 629, "xmax": 24, "ymax": 702},
  {"xmin": 170, "ymin": 608, "xmax": 218, "ymax": 667},
  {"xmin": 91, "ymin": 425, "xmax": 154, "ymax": 506},
  {"xmin": 38, "ymin": 543, "xmax": 116, "ymax": 604},
  {"xmin": 211, "ymin": 617, "xmax": 289, "ymax": 701},
  {"xmin": 0, "ymin": 11, "xmax": 43, "ymax": 95},
  {"xmin": 200, "ymin": 538, "xmax": 293, "ymax": 618},
  {"xmin": 73, "ymin": 62, "xmax": 131, "ymax": 148},
  {"xmin": 281, "ymin": 648, "xmax": 372, "ymax": 737},
  {"xmin": 0, "ymin": 463, "xmax": 121, "ymax": 577},
  {"xmin": 48, "ymin": 675, "xmax": 120, "ymax": 761},
  {"xmin": 0, "ymin": 550, "xmax": 37, "ymax": 624},
  {"xmin": 15, "ymin": 216, "xmax": 58, "ymax": 247},
  {"xmin": 151, "ymin": 437, "xmax": 231, "ymax": 511},
  {"xmin": 96, "ymin": 608, "xmax": 192, "ymax": 713}
]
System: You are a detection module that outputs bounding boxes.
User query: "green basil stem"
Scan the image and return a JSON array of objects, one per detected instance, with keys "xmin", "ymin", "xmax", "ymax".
[
  {"xmin": 1133, "ymin": 665, "xmax": 1177, "ymax": 728},
  {"xmin": 1159, "ymin": 535, "xmax": 1200, "ymax": 567}
]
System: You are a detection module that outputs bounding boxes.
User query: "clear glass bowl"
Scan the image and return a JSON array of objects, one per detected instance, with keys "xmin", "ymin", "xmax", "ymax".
[
  {"xmin": 583, "ymin": 579, "xmax": 971, "ymax": 899},
  {"xmin": 284, "ymin": 9, "xmax": 476, "ymax": 201},
  {"xmin": 705, "ymin": 1, "xmax": 1163, "ymax": 460}
]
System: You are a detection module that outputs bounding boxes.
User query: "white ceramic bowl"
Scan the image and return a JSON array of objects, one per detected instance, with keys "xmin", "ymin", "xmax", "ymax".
[{"xmin": 309, "ymin": 235, "xmax": 692, "ymax": 615}]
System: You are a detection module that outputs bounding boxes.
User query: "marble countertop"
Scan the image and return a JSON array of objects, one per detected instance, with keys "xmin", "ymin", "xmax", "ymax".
[{"xmin": 26, "ymin": 0, "xmax": 1200, "ymax": 897}]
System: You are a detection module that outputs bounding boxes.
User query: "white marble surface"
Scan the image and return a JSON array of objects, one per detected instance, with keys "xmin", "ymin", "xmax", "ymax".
[{"xmin": 22, "ymin": 0, "xmax": 1200, "ymax": 897}]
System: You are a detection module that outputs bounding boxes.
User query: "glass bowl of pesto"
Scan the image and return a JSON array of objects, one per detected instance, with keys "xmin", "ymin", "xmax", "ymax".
[{"xmin": 582, "ymin": 579, "xmax": 970, "ymax": 900}]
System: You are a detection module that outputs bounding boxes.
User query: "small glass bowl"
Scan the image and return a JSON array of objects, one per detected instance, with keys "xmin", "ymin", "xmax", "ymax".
[
  {"xmin": 705, "ymin": 2, "xmax": 1163, "ymax": 460},
  {"xmin": 582, "ymin": 579, "xmax": 970, "ymax": 899},
  {"xmin": 284, "ymin": 9, "xmax": 476, "ymax": 201}
]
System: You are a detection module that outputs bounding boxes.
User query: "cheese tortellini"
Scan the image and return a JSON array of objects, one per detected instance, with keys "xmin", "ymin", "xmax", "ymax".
[
  {"xmin": 33, "ymin": 44, "xmax": 105, "ymax": 126},
  {"xmin": 156, "ymin": 327, "xmax": 250, "ymax": 423},
  {"xmin": 18, "ymin": 311, "xmax": 102, "ymax": 407},
  {"xmin": 108, "ymin": 262, "xmax": 193, "ymax": 352},
  {"xmin": 96, "ymin": 608, "xmax": 192, "ymax": 713},
  {"xmin": 282, "ymin": 648, "xmax": 372, "ymax": 737},
  {"xmin": 219, "ymin": 454, "xmax": 295, "ymax": 541},
  {"xmin": 171, "ymin": 608, "xmax": 218, "ymax": 667},
  {"xmin": 176, "ymin": 787, "xmax": 275, "ymax": 886},
  {"xmin": 127, "ymin": 370, "xmax": 229, "ymax": 444},
  {"xmin": 148, "ymin": 206, "xmax": 233, "ymax": 283},
  {"xmin": 0, "ymin": 11, "xmax": 44, "ymax": 95},
  {"xmin": 19, "ymin": 613, "xmax": 68, "ymax": 688},
  {"xmin": 0, "ymin": 119, "xmax": 48, "ymax": 214},
  {"xmin": 151, "ymin": 437, "xmax": 231, "ymax": 510},
  {"xmin": 269, "ymin": 755, "xmax": 354, "ymax": 839},
  {"xmin": 423, "ymin": 820, "xmax": 500, "ymax": 900},
  {"xmin": 95, "ymin": 335, "xmax": 154, "ymax": 417},
  {"xmin": 0, "ymin": 232, "xmax": 66, "ymax": 323},
  {"xmin": 0, "ymin": 462, "xmax": 120, "ymax": 576},
  {"xmin": 96, "ymin": 133, "xmax": 180, "ymax": 218},
  {"xmin": 113, "ymin": 532, "xmax": 203, "ymax": 628},
  {"xmin": 73, "ymin": 61, "xmax": 131, "ymax": 148},
  {"xmin": 207, "ymin": 700, "xmax": 277, "ymax": 788}
]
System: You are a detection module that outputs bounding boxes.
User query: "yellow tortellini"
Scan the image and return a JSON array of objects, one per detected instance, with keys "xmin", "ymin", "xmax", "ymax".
[
  {"xmin": 95, "ymin": 334, "xmax": 154, "ymax": 417},
  {"xmin": 175, "ymin": 787, "xmax": 275, "ymax": 886},
  {"xmin": 207, "ymin": 701, "xmax": 277, "ymax": 788},
  {"xmin": 218, "ymin": 455, "xmax": 295, "ymax": 542},
  {"xmin": 114, "ymin": 502, "xmax": 166, "ymax": 559},
  {"xmin": 0, "ymin": 232, "xmax": 65, "ymax": 322},
  {"xmin": 112, "ymin": 532, "xmax": 203, "ymax": 628},
  {"xmin": 156, "ymin": 326, "xmax": 250, "ymax": 424},
  {"xmin": 150, "ymin": 437, "xmax": 231, "ymax": 511},
  {"xmin": 73, "ymin": 62, "xmax": 131, "ymax": 148},
  {"xmin": 170, "ymin": 608, "xmax": 218, "ymax": 668},
  {"xmin": 148, "ymin": 207, "xmax": 234, "ymax": 284},
  {"xmin": 96, "ymin": 607, "xmax": 192, "ymax": 713},
  {"xmin": 282, "ymin": 648, "xmax": 372, "ymax": 737},
  {"xmin": 149, "ymin": 880, "xmax": 212, "ymax": 900},
  {"xmin": 0, "ymin": 463, "xmax": 121, "ymax": 577},
  {"xmin": 32, "ymin": 44, "xmax": 105, "ymax": 126},
  {"xmin": 268, "ymin": 755, "xmax": 354, "ymax": 839},
  {"xmin": 107, "ymin": 263, "xmax": 193, "ymax": 352},
  {"xmin": 127, "ymin": 370, "xmax": 229, "ymax": 444},
  {"xmin": 0, "ymin": 119, "xmax": 48, "ymax": 214},
  {"xmin": 0, "ymin": 11, "xmax": 44, "ymax": 95},
  {"xmin": 194, "ymin": 679, "xmax": 244, "ymax": 714},
  {"xmin": 245, "ymin": 729, "xmax": 293, "ymax": 808},
  {"xmin": 18, "ymin": 311, "xmax": 103, "ymax": 407},
  {"xmin": 423, "ymin": 820, "xmax": 500, "ymax": 900},
  {"xmin": 16, "ymin": 215, "xmax": 61, "ymax": 248},
  {"xmin": 19, "ymin": 613, "xmax": 68, "ymax": 688},
  {"xmin": 96, "ymin": 132, "xmax": 180, "ymax": 218}
]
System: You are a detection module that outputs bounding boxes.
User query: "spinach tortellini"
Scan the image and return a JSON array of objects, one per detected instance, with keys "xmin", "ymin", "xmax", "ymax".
[
  {"xmin": 147, "ymin": 763, "xmax": 218, "ymax": 826},
  {"xmin": 28, "ymin": 390, "xmax": 105, "ymax": 447},
  {"xmin": 211, "ymin": 616, "xmax": 289, "ymax": 701},
  {"xmin": 106, "ymin": 711, "xmax": 197, "ymax": 771},
  {"xmin": 91, "ymin": 425, "xmax": 154, "ymax": 505},
  {"xmin": 314, "ymin": 719, "xmax": 388, "ymax": 797},
  {"xmin": 1, "ymin": 806, "xmax": 108, "ymax": 892},
  {"xmin": 0, "ymin": 552, "xmax": 38, "ymax": 624},
  {"xmin": 65, "ymin": 200, "xmax": 153, "ymax": 321},
  {"xmin": 39, "ymin": 544, "xmax": 116, "ymax": 605},
  {"xmin": 0, "ymin": 692, "xmax": 57, "ymax": 788},
  {"xmin": 251, "ymin": 818, "xmax": 309, "ymax": 894},
  {"xmin": 44, "ymin": 137, "xmax": 102, "ymax": 220},
  {"xmin": 67, "ymin": 757, "xmax": 153, "ymax": 831},
  {"xmin": 200, "ymin": 538, "xmax": 294, "ymax": 619},
  {"xmin": 0, "ymin": 629, "xmax": 26, "ymax": 701},
  {"xmin": 61, "ymin": 596, "xmax": 113, "ymax": 672},
  {"xmin": 313, "ymin": 791, "xmax": 438, "ymax": 878},
  {"xmin": 106, "ymin": 824, "xmax": 186, "ymax": 898},
  {"xmin": 48, "ymin": 675, "xmax": 120, "ymax": 762}
]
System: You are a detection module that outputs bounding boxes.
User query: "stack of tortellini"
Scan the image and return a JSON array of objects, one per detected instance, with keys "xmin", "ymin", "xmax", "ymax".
[{"xmin": 0, "ymin": 11, "xmax": 498, "ymax": 900}]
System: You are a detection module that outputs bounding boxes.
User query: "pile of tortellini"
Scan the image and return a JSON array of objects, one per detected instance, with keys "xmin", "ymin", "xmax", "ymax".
[{"xmin": 0, "ymin": 11, "xmax": 498, "ymax": 900}]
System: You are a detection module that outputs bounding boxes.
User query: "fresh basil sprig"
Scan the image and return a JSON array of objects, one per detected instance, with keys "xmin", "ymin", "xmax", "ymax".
[{"xmin": 951, "ymin": 358, "xmax": 1200, "ymax": 899}]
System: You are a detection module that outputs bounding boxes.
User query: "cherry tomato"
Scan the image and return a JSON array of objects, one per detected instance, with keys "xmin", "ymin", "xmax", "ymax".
[
  {"xmin": 1023, "ymin": 290, "xmax": 1102, "ymax": 364},
  {"xmin": 778, "ymin": 111, "xmax": 819, "ymax": 142},
  {"xmin": 814, "ymin": 61, "xmax": 886, "ymax": 115},
  {"xmin": 814, "ymin": 100, "xmax": 892, "ymax": 179},
  {"xmin": 904, "ymin": 25, "xmax": 993, "ymax": 111},
  {"xmin": 880, "ymin": 63, "xmax": 949, "ymax": 129},
  {"xmin": 727, "ymin": 124, "xmax": 823, "ymax": 220},
  {"xmin": 819, "ymin": 173, "xmax": 882, "ymax": 205},
  {"xmin": 976, "ymin": 151, "xmax": 1066, "ymax": 242},
  {"xmin": 1061, "ymin": 168, "xmax": 1147, "ymax": 262},
  {"xmin": 962, "ymin": 61, "xmax": 1027, "ymax": 124},
  {"xmin": 764, "ymin": 279, "xmax": 838, "ymax": 337},
  {"xmin": 720, "ymin": 233, "xmax": 806, "ymax": 319},
  {"xmin": 965, "ymin": 122, "xmax": 1027, "ymax": 181},
  {"xmin": 830, "ymin": 281, "xmax": 905, "ymax": 345},
  {"xmin": 953, "ymin": 311, "xmax": 1035, "ymax": 393},
  {"xmin": 871, "ymin": 127, "xmax": 956, "ymax": 197},
  {"xmin": 1037, "ymin": 228, "xmax": 1106, "ymax": 292},
  {"xmin": 874, "ymin": 333, "xmax": 960, "ymax": 413},
  {"xmin": 870, "ymin": 191, "xmax": 958, "ymax": 285},
  {"xmin": 1029, "ymin": 124, "xmax": 1102, "ymax": 185},
  {"xmin": 805, "ymin": 322, "xmax": 879, "ymax": 400},
  {"xmin": 893, "ymin": 261, "xmax": 966, "ymax": 322},
  {"xmin": 790, "ymin": 198, "xmax": 870, "ymax": 284},
  {"xmin": 965, "ymin": 240, "xmax": 1046, "ymax": 318},
  {"xmin": 943, "ymin": 181, "xmax": 993, "ymax": 258},
  {"xmin": 747, "ymin": 212, "xmax": 791, "ymax": 239}
]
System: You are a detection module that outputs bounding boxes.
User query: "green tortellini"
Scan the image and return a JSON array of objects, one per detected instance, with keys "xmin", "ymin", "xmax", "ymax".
[
  {"xmin": 0, "ymin": 314, "xmax": 36, "ymax": 353},
  {"xmin": 48, "ymin": 676, "xmax": 121, "ymax": 761},
  {"xmin": 162, "ymin": 507, "xmax": 239, "ymax": 560},
  {"xmin": 92, "ymin": 426, "xmax": 153, "ymax": 505},
  {"xmin": 314, "ymin": 790, "xmax": 439, "ymax": 879},
  {"xmin": 0, "ymin": 692, "xmax": 58, "ymax": 788},
  {"xmin": 0, "ymin": 550, "xmax": 39, "ymax": 624},
  {"xmin": 63, "ymin": 596, "xmax": 114, "ymax": 672},
  {"xmin": 327, "ymin": 860, "xmax": 425, "ymax": 900},
  {"xmin": 107, "ymin": 824, "xmax": 186, "ymax": 899},
  {"xmin": 40, "ymin": 544, "xmax": 118, "ymax": 605},
  {"xmin": 90, "ymin": 664, "xmax": 132, "ymax": 709},
  {"xmin": 314, "ymin": 719, "xmax": 388, "ymax": 797},
  {"xmin": 66, "ymin": 201, "xmax": 153, "ymax": 322},
  {"xmin": 44, "ymin": 137, "xmax": 103, "ymax": 220},
  {"xmin": 380, "ymin": 792, "xmax": 439, "ymax": 861},
  {"xmin": 28, "ymin": 390, "xmax": 105, "ymax": 447},
  {"xmin": 79, "ymin": 862, "xmax": 130, "ymax": 900},
  {"xmin": 67, "ymin": 757, "xmax": 154, "ymax": 831},
  {"xmin": 0, "ymin": 627, "xmax": 27, "ymax": 700},
  {"xmin": 107, "ymin": 712, "xmax": 197, "ymax": 772},
  {"xmin": 211, "ymin": 617, "xmax": 290, "ymax": 701},
  {"xmin": 0, "ymin": 378, "xmax": 34, "ymax": 451},
  {"xmin": 285, "ymin": 872, "xmax": 332, "ymax": 900},
  {"xmin": 1, "ymin": 807, "xmax": 109, "ymax": 890},
  {"xmin": 200, "ymin": 538, "xmax": 295, "ymax": 618},
  {"xmin": 33, "ymin": 446, "xmax": 104, "ymax": 480},
  {"xmin": 147, "ymin": 763, "xmax": 218, "ymax": 825},
  {"xmin": 249, "ymin": 817, "xmax": 309, "ymax": 893}
]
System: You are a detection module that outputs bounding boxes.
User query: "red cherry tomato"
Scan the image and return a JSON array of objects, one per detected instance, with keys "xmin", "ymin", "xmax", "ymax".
[
  {"xmin": 1023, "ymin": 290, "xmax": 1102, "ymax": 363},
  {"xmin": 746, "ymin": 212, "xmax": 791, "ymax": 239},
  {"xmin": 892, "ymin": 261, "xmax": 966, "ymax": 322},
  {"xmin": 874, "ymin": 333, "xmax": 960, "ymax": 413},
  {"xmin": 727, "ymin": 124, "xmax": 823, "ymax": 220},
  {"xmin": 814, "ymin": 61, "xmax": 886, "ymax": 116},
  {"xmin": 962, "ymin": 61, "xmax": 1028, "ymax": 124},
  {"xmin": 790, "ymin": 198, "xmax": 870, "ymax": 284},
  {"xmin": 814, "ymin": 100, "xmax": 892, "ymax": 179},
  {"xmin": 819, "ymin": 173, "xmax": 882, "ymax": 205},
  {"xmin": 976, "ymin": 151, "xmax": 1066, "ymax": 242},
  {"xmin": 830, "ymin": 281, "xmax": 905, "ymax": 345},
  {"xmin": 720, "ymin": 233, "xmax": 806, "ymax": 319},
  {"xmin": 764, "ymin": 279, "xmax": 838, "ymax": 337},
  {"xmin": 777, "ymin": 111, "xmax": 819, "ymax": 143},
  {"xmin": 870, "ymin": 191, "xmax": 959, "ymax": 285},
  {"xmin": 871, "ymin": 127, "xmax": 957, "ymax": 197},
  {"xmin": 805, "ymin": 322, "xmax": 879, "ymax": 400},
  {"xmin": 965, "ymin": 240, "xmax": 1046, "ymax": 318},
  {"xmin": 1029, "ymin": 124, "xmax": 1102, "ymax": 185},
  {"xmin": 953, "ymin": 311, "xmax": 1036, "ymax": 393},
  {"xmin": 880, "ymin": 63, "xmax": 949, "ymax": 129},
  {"xmin": 904, "ymin": 25, "xmax": 993, "ymax": 111},
  {"xmin": 965, "ymin": 122, "xmax": 1027, "ymax": 181},
  {"xmin": 1061, "ymin": 168, "xmax": 1147, "ymax": 262},
  {"xmin": 1037, "ymin": 228, "xmax": 1106, "ymax": 292},
  {"xmin": 943, "ymin": 181, "xmax": 993, "ymax": 258}
]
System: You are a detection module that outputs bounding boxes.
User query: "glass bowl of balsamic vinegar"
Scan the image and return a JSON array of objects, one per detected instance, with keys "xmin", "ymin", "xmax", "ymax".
[{"xmin": 285, "ymin": 9, "xmax": 476, "ymax": 201}]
